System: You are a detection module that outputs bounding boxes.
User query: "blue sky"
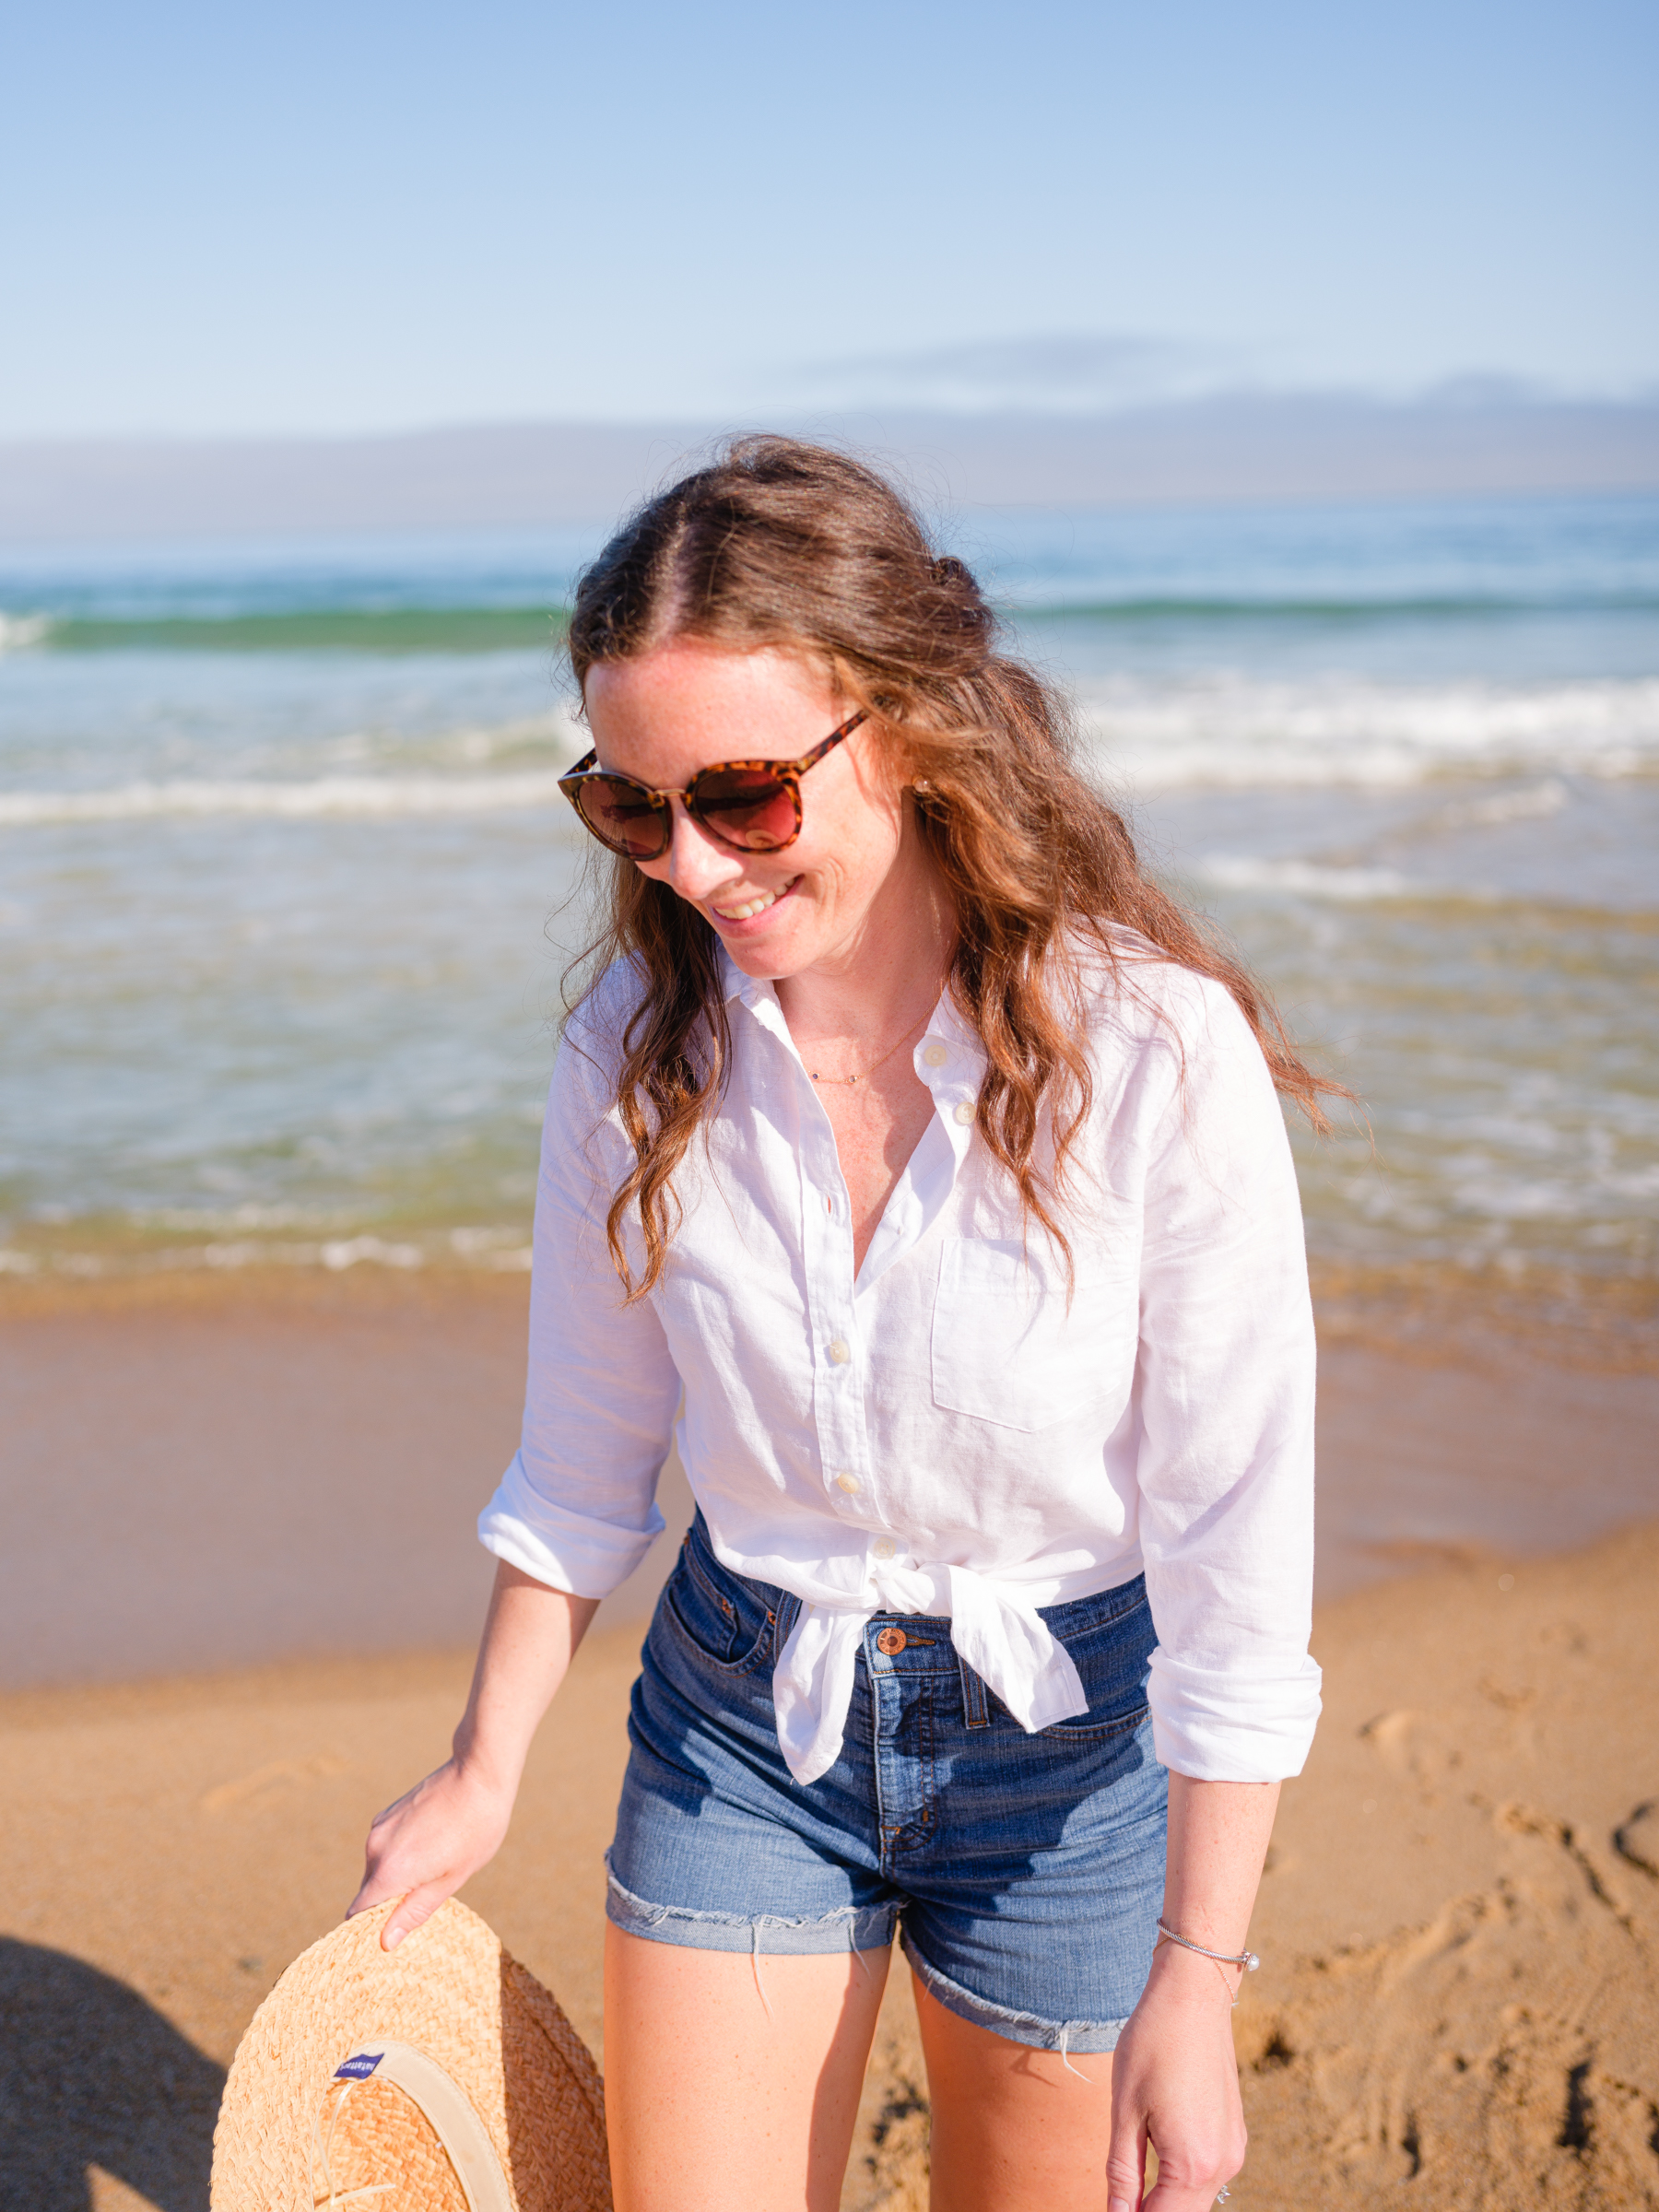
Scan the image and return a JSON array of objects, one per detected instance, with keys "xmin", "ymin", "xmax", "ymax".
[{"xmin": 6, "ymin": 0, "xmax": 1654, "ymax": 436}]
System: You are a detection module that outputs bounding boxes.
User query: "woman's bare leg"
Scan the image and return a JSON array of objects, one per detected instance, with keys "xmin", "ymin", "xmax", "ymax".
[
  {"xmin": 603, "ymin": 1923, "xmax": 892, "ymax": 2212},
  {"xmin": 913, "ymin": 1967, "xmax": 1116, "ymax": 2212}
]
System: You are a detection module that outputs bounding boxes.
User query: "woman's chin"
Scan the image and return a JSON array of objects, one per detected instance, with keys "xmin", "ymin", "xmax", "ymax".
[
  {"xmin": 716, "ymin": 911, "xmax": 824, "ymax": 983},
  {"xmin": 723, "ymin": 935, "xmax": 803, "ymax": 982}
]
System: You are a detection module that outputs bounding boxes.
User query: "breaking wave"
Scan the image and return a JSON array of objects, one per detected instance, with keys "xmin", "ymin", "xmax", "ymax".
[{"xmin": 1078, "ymin": 675, "xmax": 1659, "ymax": 789}]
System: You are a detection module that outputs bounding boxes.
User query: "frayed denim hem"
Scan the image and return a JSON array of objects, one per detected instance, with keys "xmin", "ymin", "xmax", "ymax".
[
  {"xmin": 901, "ymin": 1928, "xmax": 1127, "ymax": 2071},
  {"xmin": 604, "ymin": 1857, "xmax": 898, "ymax": 1961}
]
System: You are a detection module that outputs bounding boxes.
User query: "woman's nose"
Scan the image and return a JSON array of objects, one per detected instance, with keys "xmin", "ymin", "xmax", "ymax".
[{"xmin": 659, "ymin": 803, "xmax": 745, "ymax": 903}]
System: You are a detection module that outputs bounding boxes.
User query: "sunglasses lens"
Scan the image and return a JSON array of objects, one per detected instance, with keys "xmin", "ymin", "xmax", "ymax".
[
  {"xmin": 688, "ymin": 766, "xmax": 798, "ymax": 850},
  {"xmin": 575, "ymin": 776, "xmax": 668, "ymax": 858}
]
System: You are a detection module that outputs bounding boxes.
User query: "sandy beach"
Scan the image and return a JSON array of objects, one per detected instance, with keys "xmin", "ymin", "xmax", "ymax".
[{"xmin": 3, "ymin": 1271, "xmax": 1657, "ymax": 2209}]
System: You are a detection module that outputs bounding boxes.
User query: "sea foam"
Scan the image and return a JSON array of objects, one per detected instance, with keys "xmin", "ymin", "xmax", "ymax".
[
  {"xmin": 1078, "ymin": 675, "xmax": 1659, "ymax": 790},
  {"xmin": 0, "ymin": 769, "xmax": 576, "ymax": 827},
  {"xmin": 1194, "ymin": 856, "xmax": 1420, "ymax": 900},
  {"xmin": 6, "ymin": 679, "xmax": 1654, "ymax": 831},
  {"xmin": 0, "ymin": 614, "xmax": 49, "ymax": 654}
]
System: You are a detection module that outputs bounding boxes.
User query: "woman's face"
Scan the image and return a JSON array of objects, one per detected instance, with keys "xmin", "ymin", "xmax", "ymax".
[{"xmin": 583, "ymin": 641, "xmax": 929, "ymax": 984}]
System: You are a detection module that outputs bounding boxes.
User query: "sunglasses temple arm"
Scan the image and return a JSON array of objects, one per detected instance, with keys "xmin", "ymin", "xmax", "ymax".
[{"xmin": 777, "ymin": 710, "xmax": 868, "ymax": 780}]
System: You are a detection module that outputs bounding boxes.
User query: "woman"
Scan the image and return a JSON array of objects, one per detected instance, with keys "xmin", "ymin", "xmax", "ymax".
[{"xmin": 351, "ymin": 439, "xmax": 1330, "ymax": 2212}]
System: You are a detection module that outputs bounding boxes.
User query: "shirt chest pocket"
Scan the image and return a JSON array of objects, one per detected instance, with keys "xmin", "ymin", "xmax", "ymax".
[{"xmin": 930, "ymin": 1236, "xmax": 1131, "ymax": 1434}]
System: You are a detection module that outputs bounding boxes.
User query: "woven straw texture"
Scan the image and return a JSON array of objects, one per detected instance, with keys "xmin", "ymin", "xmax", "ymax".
[
  {"xmin": 309, "ymin": 2073, "xmax": 474, "ymax": 2212},
  {"xmin": 211, "ymin": 1898, "xmax": 612, "ymax": 2212}
]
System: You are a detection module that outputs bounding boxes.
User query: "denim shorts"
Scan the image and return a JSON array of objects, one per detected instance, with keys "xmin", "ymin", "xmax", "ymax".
[{"xmin": 606, "ymin": 1512, "xmax": 1167, "ymax": 2055}]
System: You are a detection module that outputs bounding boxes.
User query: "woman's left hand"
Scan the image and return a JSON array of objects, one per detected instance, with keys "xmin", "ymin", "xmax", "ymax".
[{"xmin": 1104, "ymin": 1941, "xmax": 1248, "ymax": 2210}]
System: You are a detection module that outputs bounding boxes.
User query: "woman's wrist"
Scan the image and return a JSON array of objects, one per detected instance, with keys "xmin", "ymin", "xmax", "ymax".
[
  {"xmin": 1144, "ymin": 1932, "xmax": 1247, "ymax": 2008},
  {"xmin": 447, "ymin": 1724, "xmax": 527, "ymax": 1802}
]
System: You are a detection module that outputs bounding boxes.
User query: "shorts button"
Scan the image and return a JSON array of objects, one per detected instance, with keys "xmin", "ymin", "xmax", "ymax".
[
  {"xmin": 953, "ymin": 1100, "xmax": 975, "ymax": 1125},
  {"xmin": 876, "ymin": 1626, "xmax": 908, "ymax": 1656},
  {"xmin": 872, "ymin": 1536, "xmax": 897, "ymax": 1560}
]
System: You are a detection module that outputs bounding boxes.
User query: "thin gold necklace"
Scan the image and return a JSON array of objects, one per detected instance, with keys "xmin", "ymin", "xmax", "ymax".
[{"xmin": 806, "ymin": 1004, "xmax": 935, "ymax": 1087}]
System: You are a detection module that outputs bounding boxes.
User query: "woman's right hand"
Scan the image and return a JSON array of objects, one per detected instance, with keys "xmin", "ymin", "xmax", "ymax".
[
  {"xmin": 347, "ymin": 1565, "xmax": 599, "ymax": 1948},
  {"xmin": 347, "ymin": 1756, "xmax": 516, "ymax": 1949}
]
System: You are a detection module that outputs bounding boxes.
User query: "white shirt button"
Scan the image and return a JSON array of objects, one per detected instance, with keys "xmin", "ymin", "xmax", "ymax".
[
  {"xmin": 953, "ymin": 1100, "xmax": 975, "ymax": 1125},
  {"xmin": 923, "ymin": 1042, "xmax": 948, "ymax": 1068},
  {"xmin": 872, "ymin": 1536, "xmax": 898, "ymax": 1559},
  {"xmin": 827, "ymin": 1338, "xmax": 851, "ymax": 1365},
  {"xmin": 834, "ymin": 1472, "xmax": 860, "ymax": 1493}
]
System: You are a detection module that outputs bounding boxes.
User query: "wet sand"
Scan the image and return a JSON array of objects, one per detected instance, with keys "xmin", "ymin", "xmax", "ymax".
[
  {"xmin": 2, "ymin": 1272, "xmax": 1657, "ymax": 2207},
  {"xmin": 4, "ymin": 1269, "xmax": 1656, "ymax": 1686}
]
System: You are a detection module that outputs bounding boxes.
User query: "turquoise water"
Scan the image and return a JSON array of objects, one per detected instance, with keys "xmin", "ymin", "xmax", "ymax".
[{"xmin": 2, "ymin": 494, "xmax": 1655, "ymax": 1300}]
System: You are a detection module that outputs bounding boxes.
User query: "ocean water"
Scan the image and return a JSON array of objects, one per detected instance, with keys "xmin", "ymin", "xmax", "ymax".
[{"xmin": 1, "ymin": 493, "xmax": 1655, "ymax": 1321}]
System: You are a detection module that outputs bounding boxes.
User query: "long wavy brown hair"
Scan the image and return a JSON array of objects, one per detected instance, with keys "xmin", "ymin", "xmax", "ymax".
[{"xmin": 564, "ymin": 436, "xmax": 1344, "ymax": 1297}]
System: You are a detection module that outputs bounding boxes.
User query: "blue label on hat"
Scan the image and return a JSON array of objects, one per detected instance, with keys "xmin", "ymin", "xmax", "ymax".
[{"xmin": 335, "ymin": 2051, "xmax": 385, "ymax": 2081}]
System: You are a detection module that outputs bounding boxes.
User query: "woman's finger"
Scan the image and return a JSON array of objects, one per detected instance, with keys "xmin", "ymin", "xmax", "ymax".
[
  {"xmin": 380, "ymin": 1876, "xmax": 460, "ymax": 1951},
  {"xmin": 344, "ymin": 1807, "xmax": 428, "ymax": 1922},
  {"xmin": 1140, "ymin": 2143, "xmax": 1241, "ymax": 2209},
  {"xmin": 1105, "ymin": 2109, "xmax": 1148, "ymax": 2212},
  {"xmin": 344, "ymin": 1869, "xmax": 402, "ymax": 1920}
]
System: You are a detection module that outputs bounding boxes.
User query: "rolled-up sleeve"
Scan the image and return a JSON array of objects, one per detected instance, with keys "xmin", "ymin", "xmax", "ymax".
[
  {"xmin": 1132, "ymin": 975, "xmax": 1323, "ymax": 1782},
  {"xmin": 477, "ymin": 1013, "xmax": 682, "ymax": 1600}
]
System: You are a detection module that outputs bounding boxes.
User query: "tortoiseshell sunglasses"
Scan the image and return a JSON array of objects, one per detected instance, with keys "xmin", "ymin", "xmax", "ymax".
[{"xmin": 558, "ymin": 709, "xmax": 869, "ymax": 861}]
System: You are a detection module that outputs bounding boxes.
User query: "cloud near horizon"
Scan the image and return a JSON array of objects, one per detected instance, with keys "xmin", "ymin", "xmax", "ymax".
[
  {"xmin": 766, "ymin": 330, "xmax": 1252, "ymax": 416},
  {"xmin": 759, "ymin": 331, "xmax": 1653, "ymax": 421}
]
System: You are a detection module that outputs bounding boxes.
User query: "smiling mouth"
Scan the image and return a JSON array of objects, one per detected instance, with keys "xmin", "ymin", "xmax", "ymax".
[{"xmin": 711, "ymin": 877, "xmax": 798, "ymax": 923}]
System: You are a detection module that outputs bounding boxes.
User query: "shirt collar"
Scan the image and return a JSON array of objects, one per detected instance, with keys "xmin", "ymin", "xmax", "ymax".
[
  {"xmin": 926, "ymin": 986, "xmax": 988, "ymax": 1073},
  {"xmin": 719, "ymin": 947, "xmax": 764, "ymax": 1006}
]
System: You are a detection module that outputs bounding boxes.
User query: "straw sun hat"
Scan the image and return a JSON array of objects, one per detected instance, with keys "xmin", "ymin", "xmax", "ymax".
[{"xmin": 211, "ymin": 1897, "xmax": 612, "ymax": 2212}]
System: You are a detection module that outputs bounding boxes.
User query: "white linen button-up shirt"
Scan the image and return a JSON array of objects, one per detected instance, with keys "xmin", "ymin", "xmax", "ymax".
[{"xmin": 479, "ymin": 938, "xmax": 1322, "ymax": 1787}]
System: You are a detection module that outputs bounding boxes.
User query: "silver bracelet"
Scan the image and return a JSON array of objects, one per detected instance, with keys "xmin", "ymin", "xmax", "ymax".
[{"xmin": 1156, "ymin": 1920, "xmax": 1260, "ymax": 1973}]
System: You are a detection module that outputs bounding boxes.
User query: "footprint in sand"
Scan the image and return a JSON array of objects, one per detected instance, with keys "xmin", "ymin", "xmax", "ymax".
[
  {"xmin": 1613, "ymin": 1801, "xmax": 1659, "ymax": 1878},
  {"xmin": 198, "ymin": 1754, "xmax": 349, "ymax": 1816},
  {"xmin": 1358, "ymin": 1710, "xmax": 1418, "ymax": 1774}
]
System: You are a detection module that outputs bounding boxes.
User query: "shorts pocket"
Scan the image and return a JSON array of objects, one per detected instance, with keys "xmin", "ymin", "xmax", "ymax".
[
  {"xmin": 1034, "ymin": 1583, "xmax": 1155, "ymax": 1741},
  {"xmin": 662, "ymin": 1533, "xmax": 774, "ymax": 1674}
]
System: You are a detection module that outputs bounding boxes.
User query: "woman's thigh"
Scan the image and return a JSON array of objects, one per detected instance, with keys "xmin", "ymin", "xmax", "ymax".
[
  {"xmin": 913, "ymin": 1968, "xmax": 1116, "ymax": 2212},
  {"xmin": 604, "ymin": 1929, "xmax": 1121, "ymax": 2212},
  {"xmin": 603, "ymin": 1922, "xmax": 892, "ymax": 2212}
]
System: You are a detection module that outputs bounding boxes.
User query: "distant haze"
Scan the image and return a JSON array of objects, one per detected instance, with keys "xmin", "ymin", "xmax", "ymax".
[{"xmin": 5, "ymin": 393, "xmax": 1659, "ymax": 547}]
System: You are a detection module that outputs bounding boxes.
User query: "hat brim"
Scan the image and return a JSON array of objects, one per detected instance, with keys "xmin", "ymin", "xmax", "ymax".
[{"xmin": 211, "ymin": 1897, "xmax": 611, "ymax": 2212}]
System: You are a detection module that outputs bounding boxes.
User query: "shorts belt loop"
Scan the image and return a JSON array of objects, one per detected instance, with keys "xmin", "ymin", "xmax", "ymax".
[{"xmin": 959, "ymin": 1653, "xmax": 990, "ymax": 1729}]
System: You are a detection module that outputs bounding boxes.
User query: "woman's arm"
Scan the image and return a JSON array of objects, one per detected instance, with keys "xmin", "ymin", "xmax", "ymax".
[
  {"xmin": 347, "ymin": 1562, "xmax": 600, "ymax": 1949},
  {"xmin": 1111, "ymin": 980, "xmax": 1315, "ymax": 2193},
  {"xmin": 1106, "ymin": 1774, "xmax": 1280, "ymax": 2210}
]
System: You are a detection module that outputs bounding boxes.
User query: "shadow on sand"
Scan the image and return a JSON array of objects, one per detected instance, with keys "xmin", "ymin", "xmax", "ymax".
[{"xmin": 0, "ymin": 1938, "xmax": 225, "ymax": 2212}]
